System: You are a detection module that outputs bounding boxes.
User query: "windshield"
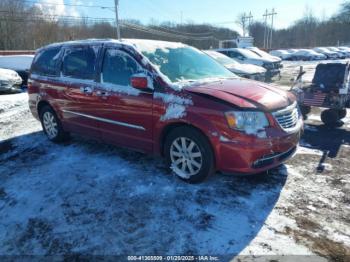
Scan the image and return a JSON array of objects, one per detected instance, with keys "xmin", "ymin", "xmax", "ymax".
[
  {"xmin": 250, "ymin": 48, "xmax": 270, "ymax": 58},
  {"xmin": 204, "ymin": 51, "xmax": 239, "ymax": 67},
  {"xmin": 236, "ymin": 48, "xmax": 261, "ymax": 59},
  {"xmin": 138, "ymin": 44, "xmax": 235, "ymax": 83}
]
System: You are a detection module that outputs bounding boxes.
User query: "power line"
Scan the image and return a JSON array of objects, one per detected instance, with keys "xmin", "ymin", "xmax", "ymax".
[
  {"xmin": 121, "ymin": 22, "xmax": 215, "ymax": 40},
  {"xmin": 22, "ymin": 0, "xmax": 114, "ymax": 9}
]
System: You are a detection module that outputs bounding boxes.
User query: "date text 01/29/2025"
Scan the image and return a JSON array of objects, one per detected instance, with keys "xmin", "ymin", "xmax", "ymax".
[{"xmin": 127, "ymin": 255, "xmax": 220, "ymax": 261}]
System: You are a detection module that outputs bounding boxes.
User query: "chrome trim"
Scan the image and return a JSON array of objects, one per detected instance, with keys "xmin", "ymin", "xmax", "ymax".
[
  {"xmin": 272, "ymin": 102, "xmax": 302, "ymax": 133},
  {"xmin": 62, "ymin": 110, "xmax": 146, "ymax": 131},
  {"xmin": 253, "ymin": 146, "xmax": 297, "ymax": 167}
]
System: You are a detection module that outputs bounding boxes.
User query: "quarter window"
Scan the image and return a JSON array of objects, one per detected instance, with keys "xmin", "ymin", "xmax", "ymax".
[
  {"xmin": 32, "ymin": 47, "xmax": 61, "ymax": 76},
  {"xmin": 102, "ymin": 49, "xmax": 139, "ymax": 86},
  {"xmin": 62, "ymin": 46, "xmax": 97, "ymax": 80}
]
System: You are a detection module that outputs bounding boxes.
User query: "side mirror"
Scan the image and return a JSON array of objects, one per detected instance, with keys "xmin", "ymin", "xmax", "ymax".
[{"xmin": 130, "ymin": 74, "xmax": 149, "ymax": 90}]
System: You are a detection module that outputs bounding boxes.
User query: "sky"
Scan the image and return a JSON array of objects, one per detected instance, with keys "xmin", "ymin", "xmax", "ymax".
[{"xmin": 35, "ymin": 0, "xmax": 345, "ymax": 34}]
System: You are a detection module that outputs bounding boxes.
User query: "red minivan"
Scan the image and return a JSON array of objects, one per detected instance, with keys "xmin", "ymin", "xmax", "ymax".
[{"xmin": 28, "ymin": 39, "xmax": 302, "ymax": 183}]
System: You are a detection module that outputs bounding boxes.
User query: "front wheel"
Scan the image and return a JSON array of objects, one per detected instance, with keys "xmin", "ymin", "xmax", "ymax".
[
  {"xmin": 321, "ymin": 109, "xmax": 340, "ymax": 127},
  {"xmin": 40, "ymin": 105, "xmax": 70, "ymax": 143},
  {"xmin": 164, "ymin": 127, "xmax": 215, "ymax": 184}
]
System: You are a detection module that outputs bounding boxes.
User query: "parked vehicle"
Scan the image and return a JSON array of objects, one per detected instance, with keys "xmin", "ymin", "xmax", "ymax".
[
  {"xmin": 269, "ymin": 50, "xmax": 294, "ymax": 60},
  {"xmin": 289, "ymin": 49, "xmax": 326, "ymax": 61},
  {"xmin": 0, "ymin": 55, "xmax": 34, "ymax": 87},
  {"xmin": 215, "ymin": 48, "xmax": 282, "ymax": 79},
  {"xmin": 246, "ymin": 47, "xmax": 282, "ymax": 63},
  {"xmin": 326, "ymin": 47, "xmax": 349, "ymax": 58},
  {"xmin": 28, "ymin": 39, "xmax": 302, "ymax": 183},
  {"xmin": 292, "ymin": 63, "xmax": 350, "ymax": 126},
  {"xmin": 0, "ymin": 68, "xmax": 23, "ymax": 93},
  {"xmin": 338, "ymin": 46, "xmax": 350, "ymax": 53},
  {"xmin": 313, "ymin": 47, "xmax": 340, "ymax": 60},
  {"xmin": 204, "ymin": 50, "xmax": 266, "ymax": 81}
]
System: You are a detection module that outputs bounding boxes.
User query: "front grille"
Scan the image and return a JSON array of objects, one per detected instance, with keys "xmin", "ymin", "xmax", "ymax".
[{"xmin": 272, "ymin": 102, "xmax": 300, "ymax": 131}]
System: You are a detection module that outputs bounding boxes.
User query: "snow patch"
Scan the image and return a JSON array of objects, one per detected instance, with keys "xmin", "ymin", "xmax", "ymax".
[
  {"xmin": 160, "ymin": 104, "xmax": 186, "ymax": 121},
  {"xmin": 0, "ymin": 55, "xmax": 34, "ymax": 71},
  {"xmin": 297, "ymin": 146, "xmax": 323, "ymax": 156}
]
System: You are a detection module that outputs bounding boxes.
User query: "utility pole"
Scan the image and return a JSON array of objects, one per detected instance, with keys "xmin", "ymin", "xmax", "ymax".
[
  {"xmin": 269, "ymin": 8, "xmax": 277, "ymax": 49},
  {"xmin": 114, "ymin": 0, "xmax": 121, "ymax": 40},
  {"xmin": 263, "ymin": 9, "xmax": 277, "ymax": 49},
  {"xmin": 263, "ymin": 9, "xmax": 269, "ymax": 49},
  {"xmin": 242, "ymin": 12, "xmax": 253, "ymax": 37}
]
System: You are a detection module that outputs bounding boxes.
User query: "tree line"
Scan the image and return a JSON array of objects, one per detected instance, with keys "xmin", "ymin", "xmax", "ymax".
[
  {"xmin": 249, "ymin": 2, "xmax": 350, "ymax": 49},
  {"xmin": 1, "ymin": 0, "xmax": 350, "ymax": 51},
  {"xmin": 0, "ymin": 0, "xmax": 238, "ymax": 50}
]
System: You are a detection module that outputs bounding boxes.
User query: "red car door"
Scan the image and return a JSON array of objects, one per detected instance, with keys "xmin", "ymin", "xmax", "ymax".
[
  {"xmin": 93, "ymin": 48, "xmax": 154, "ymax": 153},
  {"xmin": 58, "ymin": 45, "xmax": 102, "ymax": 138}
]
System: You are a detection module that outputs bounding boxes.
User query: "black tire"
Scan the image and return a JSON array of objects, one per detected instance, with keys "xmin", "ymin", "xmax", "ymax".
[
  {"xmin": 321, "ymin": 109, "xmax": 340, "ymax": 127},
  {"xmin": 338, "ymin": 109, "xmax": 347, "ymax": 119},
  {"xmin": 39, "ymin": 105, "xmax": 70, "ymax": 143},
  {"xmin": 300, "ymin": 105, "xmax": 311, "ymax": 120},
  {"xmin": 164, "ymin": 126, "xmax": 215, "ymax": 184}
]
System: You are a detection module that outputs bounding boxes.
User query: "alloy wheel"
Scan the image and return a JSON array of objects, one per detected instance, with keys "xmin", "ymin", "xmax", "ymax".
[
  {"xmin": 170, "ymin": 137, "xmax": 203, "ymax": 179},
  {"xmin": 43, "ymin": 111, "xmax": 58, "ymax": 139}
]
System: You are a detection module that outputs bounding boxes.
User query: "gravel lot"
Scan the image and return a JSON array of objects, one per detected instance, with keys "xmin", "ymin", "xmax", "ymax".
[{"xmin": 0, "ymin": 61, "xmax": 349, "ymax": 261}]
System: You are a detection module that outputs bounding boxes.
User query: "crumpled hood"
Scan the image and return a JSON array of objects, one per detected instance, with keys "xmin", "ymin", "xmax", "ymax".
[{"xmin": 185, "ymin": 78, "xmax": 293, "ymax": 111}]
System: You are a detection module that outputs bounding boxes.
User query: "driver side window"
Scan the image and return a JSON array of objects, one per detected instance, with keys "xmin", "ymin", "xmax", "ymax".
[{"xmin": 102, "ymin": 49, "xmax": 139, "ymax": 86}]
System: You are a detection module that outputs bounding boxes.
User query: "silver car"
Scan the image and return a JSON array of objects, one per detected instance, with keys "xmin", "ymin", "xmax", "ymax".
[{"xmin": 0, "ymin": 68, "xmax": 23, "ymax": 93}]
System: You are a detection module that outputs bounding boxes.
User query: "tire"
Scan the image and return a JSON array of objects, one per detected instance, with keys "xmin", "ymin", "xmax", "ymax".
[
  {"xmin": 338, "ymin": 109, "xmax": 347, "ymax": 119},
  {"xmin": 300, "ymin": 105, "xmax": 311, "ymax": 120},
  {"xmin": 39, "ymin": 105, "xmax": 70, "ymax": 143},
  {"xmin": 164, "ymin": 126, "xmax": 215, "ymax": 184},
  {"xmin": 321, "ymin": 109, "xmax": 340, "ymax": 127}
]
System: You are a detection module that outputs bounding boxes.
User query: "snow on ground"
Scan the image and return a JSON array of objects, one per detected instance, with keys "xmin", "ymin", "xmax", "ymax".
[{"xmin": 0, "ymin": 76, "xmax": 350, "ymax": 260}]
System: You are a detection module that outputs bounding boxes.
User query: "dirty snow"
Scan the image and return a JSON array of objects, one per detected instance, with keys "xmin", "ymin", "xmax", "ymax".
[{"xmin": 0, "ymin": 66, "xmax": 350, "ymax": 260}]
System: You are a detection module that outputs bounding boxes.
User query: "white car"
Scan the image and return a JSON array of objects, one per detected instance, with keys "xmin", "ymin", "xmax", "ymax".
[
  {"xmin": 215, "ymin": 48, "xmax": 282, "ymax": 78},
  {"xmin": 313, "ymin": 47, "xmax": 340, "ymax": 60},
  {"xmin": 246, "ymin": 47, "xmax": 282, "ymax": 62},
  {"xmin": 326, "ymin": 47, "xmax": 349, "ymax": 58},
  {"xmin": 269, "ymin": 49, "xmax": 294, "ymax": 60},
  {"xmin": 204, "ymin": 50, "xmax": 267, "ymax": 81},
  {"xmin": 289, "ymin": 49, "xmax": 326, "ymax": 61},
  {"xmin": 0, "ymin": 68, "xmax": 23, "ymax": 93},
  {"xmin": 0, "ymin": 55, "xmax": 34, "ymax": 87}
]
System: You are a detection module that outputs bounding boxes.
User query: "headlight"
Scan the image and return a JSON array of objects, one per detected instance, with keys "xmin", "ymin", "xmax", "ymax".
[{"xmin": 225, "ymin": 111, "xmax": 269, "ymax": 134}]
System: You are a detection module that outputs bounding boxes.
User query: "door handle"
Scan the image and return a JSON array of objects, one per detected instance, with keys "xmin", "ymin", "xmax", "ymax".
[{"xmin": 80, "ymin": 86, "xmax": 94, "ymax": 95}]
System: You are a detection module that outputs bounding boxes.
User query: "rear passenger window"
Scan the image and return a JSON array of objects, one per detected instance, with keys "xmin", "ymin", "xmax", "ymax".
[
  {"xmin": 32, "ymin": 47, "xmax": 61, "ymax": 76},
  {"xmin": 62, "ymin": 46, "xmax": 97, "ymax": 80},
  {"xmin": 102, "ymin": 49, "xmax": 139, "ymax": 86}
]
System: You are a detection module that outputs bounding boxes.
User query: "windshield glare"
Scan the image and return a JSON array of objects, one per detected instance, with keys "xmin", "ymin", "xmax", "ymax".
[
  {"xmin": 141, "ymin": 46, "xmax": 235, "ymax": 83},
  {"xmin": 205, "ymin": 51, "xmax": 239, "ymax": 67}
]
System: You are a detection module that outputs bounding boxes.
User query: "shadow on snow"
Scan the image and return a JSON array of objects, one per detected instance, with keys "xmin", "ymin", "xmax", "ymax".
[{"xmin": 0, "ymin": 131, "xmax": 288, "ymax": 257}]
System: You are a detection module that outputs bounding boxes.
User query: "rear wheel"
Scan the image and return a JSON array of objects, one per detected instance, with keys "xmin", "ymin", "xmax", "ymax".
[
  {"xmin": 338, "ymin": 109, "xmax": 347, "ymax": 119},
  {"xmin": 40, "ymin": 105, "xmax": 70, "ymax": 143},
  {"xmin": 164, "ymin": 127, "xmax": 215, "ymax": 184},
  {"xmin": 321, "ymin": 109, "xmax": 340, "ymax": 127}
]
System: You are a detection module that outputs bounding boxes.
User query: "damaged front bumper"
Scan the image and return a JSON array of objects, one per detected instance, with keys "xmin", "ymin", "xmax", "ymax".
[{"xmin": 216, "ymin": 129, "xmax": 302, "ymax": 175}]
